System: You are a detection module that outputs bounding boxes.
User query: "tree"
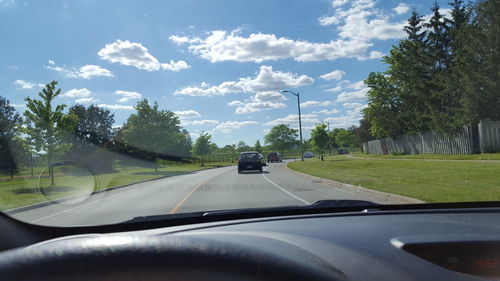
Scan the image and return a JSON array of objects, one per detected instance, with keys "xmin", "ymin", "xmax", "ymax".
[
  {"xmin": 254, "ymin": 140, "xmax": 262, "ymax": 153},
  {"xmin": 119, "ymin": 99, "xmax": 184, "ymax": 170},
  {"xmin": 193, "ymin": 132, "xmax": 211, "ymax": 166},
  {"xmin": 264, "ymin": 124, "xmax": 298, "ymax": 157},
  {"xmin": 24, "ymin": 81, "xmax": 77, "ymax": 184},
  {"xmin": 69, "ymin": 104, "xmax": 115, "ymax": 147},
  {"xmin": 66, "ymin": 104, "xmax": 116, "ymax": 173},
  {"xmin": 0, "ymin": 97, "xmax": 23, "ymax": 179},
  {"xmin": 236, "ymin": 141, "xmax": 251, "ymax": 152},
  {"xmin": 457, "ymin": 0, "xmax": 500, "ymax": 124},
  {"xmin": 310, "ymin": 124, "xmax": 329, "ymax": 160}
]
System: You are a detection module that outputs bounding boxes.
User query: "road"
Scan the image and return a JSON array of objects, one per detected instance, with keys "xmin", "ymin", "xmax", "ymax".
[{"xmin": 11, "ymin": 161, "xmax": 393, "ymax": 227}]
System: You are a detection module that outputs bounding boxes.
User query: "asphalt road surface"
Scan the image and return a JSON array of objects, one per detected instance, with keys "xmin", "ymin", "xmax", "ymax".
[{"xmin": 11, "ymin": 161, "xmax": 393, "ymax": 227}]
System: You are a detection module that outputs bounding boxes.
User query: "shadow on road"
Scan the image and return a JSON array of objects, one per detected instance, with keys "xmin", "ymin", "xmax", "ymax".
[{"xmin": 238, "ymin": 171, "xmax": 270, "ymax": 175}]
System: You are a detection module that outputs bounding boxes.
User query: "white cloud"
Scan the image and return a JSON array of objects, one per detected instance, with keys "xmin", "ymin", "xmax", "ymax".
[
  {"xmin": 214, "ymin": 121, "xmax": 259, "ymax": 134},
  {"xmin": 98, "ymin": 40, "xmax": 190, "ymax": 71},
  {"xmin": 319, "ymin": 0, "xmax": 406, "ymax": 42},
  {"xmin": 174, "ymin": 110, "xmax": 202, "ymax": 119},
  {"xmin": 61, "ymin": 88, "xmax": 92, "ymax": 98},
  {"xmin": 393, "ymin": 3, "xmax": 410, "ymax": 14},
  {"xmin": 169, "ymin": 30, "xmax": 373, "ymax": 63},
  {"xmin": 324, "ymin": 79, "xmax": 366, "ymax": 94},
  {"xmin": 228, "ymin": 91, "xmax": 288, "ymax": 114},
  {"xmin": 75, "ymin": 97, "xmax": 98, "ymax": 104},
  {"xmin": 183, "ymin": 119, "xmax": 220, "ymax": 126},
  {"xmin": 14, "ymin": 79, "xmax": 44, "ymax": 89},
  {"xmin": 115, "ymin": 90, "xmax": 142, "ymax": 103},
  {"xmin": 312, "ymin": 109, "xmax": 340, "ymax": 115},
  {"xmin": 332, "ymin": 0, "xmax": 349, "ymax": 7},
  {"xmin": 300, "ymin": 100, "xmax": 334, "ymax": 108},
  {"xmin": 336, "ymin": 88, "xmax": 369, "ymax": 102},
  {"xmin": 175, "ymin": 65, "xmax": 313, "ymax": 97},
  {"xmin": 46, "ymin": 63, "xmax": 114, "ymax": 79},
  {"xmin": 263, "ymin": 114, "xmax": 320, "ymax": 127},
  {"xmin": 160, "ymin": 60, "xmax": 191, "ymax": 72},
  {"xmin": 324, "ymin": 85, "xmax": 343, "ymax": 93},
  {"xmin": 97, "ymin": 104, "xmax": 134, "ymax": 110},
  {"xmin": 319, "ymin": 70, "xmax": 345, "ymax": 81}
]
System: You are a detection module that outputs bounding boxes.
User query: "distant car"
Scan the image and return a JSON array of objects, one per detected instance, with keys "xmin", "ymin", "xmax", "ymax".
[
  {"xmin": 338, "ymin": 149, "xmax": 349, "ymax": 154},
  {"xmin": 258, "ymin": 153, "xmax": 267, "ymax": 166},
  {"xmin": 238, "ymin": 152, "xmax": 263, "ymax": 173},
  {"xmin": 267, "ymin": 152, "xmax": 282, "ymax": 163},
  {"xmin": 303, "ymin": 151, "xmax": 314, "ymax": 158}
]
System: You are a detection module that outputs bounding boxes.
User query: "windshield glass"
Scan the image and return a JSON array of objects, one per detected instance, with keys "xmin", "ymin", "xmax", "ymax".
[{"xmin": 1, "ymin": 0, "xmax": 499, "ymax": 227}]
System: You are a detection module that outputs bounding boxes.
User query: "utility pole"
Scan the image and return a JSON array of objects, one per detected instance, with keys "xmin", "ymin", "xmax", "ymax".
[{"xmin": 283, "ymin": 90, "xmax": 304, "ymax": 162}]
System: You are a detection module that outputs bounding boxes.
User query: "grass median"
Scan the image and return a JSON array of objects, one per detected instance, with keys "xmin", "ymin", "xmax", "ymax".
[
  {"xmin": 288, "ymin": 155, "xmax": 500, "ymax": 203},
  {"xmin": 0, "ymin": 162, "xmax": 235, "ymax": 211}
]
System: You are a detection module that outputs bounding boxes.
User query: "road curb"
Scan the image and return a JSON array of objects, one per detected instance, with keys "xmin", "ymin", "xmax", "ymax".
[
  {"xmin": 284, "ymin": 163, "xmax": 425, "ymax": 205},
  {"xmin": 4, "ymin": 164, "xmax": 235, "ymax": 215}
]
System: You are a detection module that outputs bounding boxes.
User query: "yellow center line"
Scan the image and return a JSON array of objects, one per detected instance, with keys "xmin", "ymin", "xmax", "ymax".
[{"xmin": 169, "ymin": 168, "xmax": 231, "ymax": 214}]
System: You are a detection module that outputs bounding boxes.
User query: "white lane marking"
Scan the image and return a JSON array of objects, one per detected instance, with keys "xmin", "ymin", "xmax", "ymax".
[{"xmin": 262, "ymin": 165, "xmax": 310, "ymax": 205}]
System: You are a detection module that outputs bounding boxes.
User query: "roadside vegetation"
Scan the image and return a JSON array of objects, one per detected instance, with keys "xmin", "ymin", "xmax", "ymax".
[{"xmin": 288, "ymin": 155, "xmax": 500, "ymax": 203}]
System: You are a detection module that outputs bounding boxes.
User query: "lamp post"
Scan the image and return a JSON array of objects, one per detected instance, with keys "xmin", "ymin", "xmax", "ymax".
[{"xmin": 282, "ymin": 90, "xmax": 304, "ymax": 162}]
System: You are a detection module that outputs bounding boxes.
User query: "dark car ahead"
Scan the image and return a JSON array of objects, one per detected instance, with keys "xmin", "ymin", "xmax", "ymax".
[
  {"xmin": 238, "ymin": 152, "xmax": 263, "ymax": 173},
  {"xmin": 267, "ymin": 152, "xmax": 282, "ymax": 163}
]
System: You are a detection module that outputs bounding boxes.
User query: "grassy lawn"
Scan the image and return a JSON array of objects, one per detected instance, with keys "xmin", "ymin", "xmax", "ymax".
[
  {"xmin": 288, "ymin": 155, "xmax": 500, "ymax": 203},
  {"xmin": 351, "ymin": 152, "xmax": 500, "ymax": 160},
  {"xmin": 0, "ymin": 161, "xmax": 235, "ymax": 211}
]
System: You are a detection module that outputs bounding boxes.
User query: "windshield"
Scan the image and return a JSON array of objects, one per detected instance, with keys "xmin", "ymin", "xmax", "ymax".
[{"xmin": 1, "ymin": 0, "xmax": 499, "ymax": 227}]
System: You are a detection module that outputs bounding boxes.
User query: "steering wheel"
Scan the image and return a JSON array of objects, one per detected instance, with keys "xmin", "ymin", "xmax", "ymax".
[{"xmin": 0, "ymin": 232, "xmax": 349, "ymax": 281}]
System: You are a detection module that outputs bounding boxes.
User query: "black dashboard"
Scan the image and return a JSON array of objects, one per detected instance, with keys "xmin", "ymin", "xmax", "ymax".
[{"xmin": 1, "ymin": 207, "xmax": 500, "ymax": 280}]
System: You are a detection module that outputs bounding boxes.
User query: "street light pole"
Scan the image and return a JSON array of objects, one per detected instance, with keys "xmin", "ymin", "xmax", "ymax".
[{"xmin": 283, "ymin": 90, "xmax": 304, "ymax": 162}]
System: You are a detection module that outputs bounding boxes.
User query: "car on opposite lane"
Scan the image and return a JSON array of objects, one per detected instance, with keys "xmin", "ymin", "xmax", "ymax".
[{"xmin": 238, "ymin": 152, "xmax": 263, "ymax": 173}]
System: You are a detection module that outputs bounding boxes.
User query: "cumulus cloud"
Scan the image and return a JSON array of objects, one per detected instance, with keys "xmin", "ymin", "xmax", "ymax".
[
  {"xmin": 183, "ymin": 119, "xmax": 220, "ymax": 126},
  {"xmin": 169, "ymin": 30, "xmax": 373, "ymax": 63},
  {"xmin": 312, "ymin": 109, "xmax": 340, "ymax": 115},
  {"xmin": 263, "ymin": 114, "xmax": 320, "ymax": 127},
  {"xmin": 75, "ymin": 97, "xmax": 98, "ymax": 104},
  {"xmin": 228, "ymin": 91, "xmax": 288, "ymax": 114},
  {"xmin": 60, "ymin": 88, "xmax": 92, "ymax": 98},
  {"xmin": 14, "ymin": 80, "xmax": 44, "ymax": 89},
  {"xmin": 336, "ymin": 88, "xmax": 368, "ymax": 102},
  {"xmin": 319, "ymin": 70, "xmax": 345, "ymax": 81},
  {"xmin": 393, "ymin": 3, "xmax": 410, "ymax": 14},
  {"xmin": 300, "ymin": 100, "xmax": 334, "ymax": 108},
  {"xmin": 46, "ymin": 62, "xmax": 113, "ymax": 79},
  {"xmin": 175, "ymin": 66, "xmax": 313, "ymax": 97},
  {"xmin": 319, "ymin": 0, "xmax": 406, "ymax": 43},
  {"xmin": 98, "ymin": 40, "xmax": 190, "ymax": 72},
  {"xmin": 115, "ymin": 90, "xmax": 142, "ymax": 103},
  {"xmin": 174, "ymin": 110, "xmax": 202, "ymax": 119},
  {"xmin": 97, "ymin": 104, "xmax": 134, "ymax": 110},
  {"xmin": 214, "ymin": 121, "xmax": 259, "ymax": 134}
]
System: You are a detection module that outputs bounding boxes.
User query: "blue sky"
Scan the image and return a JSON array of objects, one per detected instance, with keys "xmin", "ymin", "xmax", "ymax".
[{"xmin": 0, "ymin": 0, "xmax": 451, "ymax": 146}]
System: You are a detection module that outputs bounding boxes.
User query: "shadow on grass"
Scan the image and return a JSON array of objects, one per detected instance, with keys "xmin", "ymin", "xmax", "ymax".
[{"xmin": 12, "ymin": 185, "xmax": 76, "ymax": 195}]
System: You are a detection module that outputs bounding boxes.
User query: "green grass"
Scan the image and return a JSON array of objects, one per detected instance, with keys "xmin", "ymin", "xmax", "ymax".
[
  {"xmin": 0, "ymin": 161, "xmax": 235, "ymax": 211},
  {"xmin": 351, "ymin": 152, "xmax": 500, "ymax": 160},
  {"xmin": 288, "ymin": 155, "xmax": 500, "ymax": 203}
]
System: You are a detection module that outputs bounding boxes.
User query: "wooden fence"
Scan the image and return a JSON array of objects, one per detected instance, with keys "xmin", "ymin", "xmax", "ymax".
[{"xmin": 363, "ymin": 121, "xmax": 500, "ymax": 155}]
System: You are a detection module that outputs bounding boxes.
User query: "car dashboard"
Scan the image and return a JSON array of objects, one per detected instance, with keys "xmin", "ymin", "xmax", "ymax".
[{"xmin": 0, "ymin": 207, "xmax": 499, "ymax": 280}]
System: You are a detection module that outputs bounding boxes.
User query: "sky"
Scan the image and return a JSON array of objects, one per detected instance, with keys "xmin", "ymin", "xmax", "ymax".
[{"xmin": 0, "ymin": 0, "xmax": 452, "ymax": 146}]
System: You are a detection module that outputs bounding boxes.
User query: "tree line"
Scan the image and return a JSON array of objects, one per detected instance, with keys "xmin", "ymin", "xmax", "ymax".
[
  {"xmin": 362, "ymin": 0, "xmax": 500, "ymax": 139},
  {"xmin": 0, "ymin": 81, "xmax": 193, "ymax": 177}
]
